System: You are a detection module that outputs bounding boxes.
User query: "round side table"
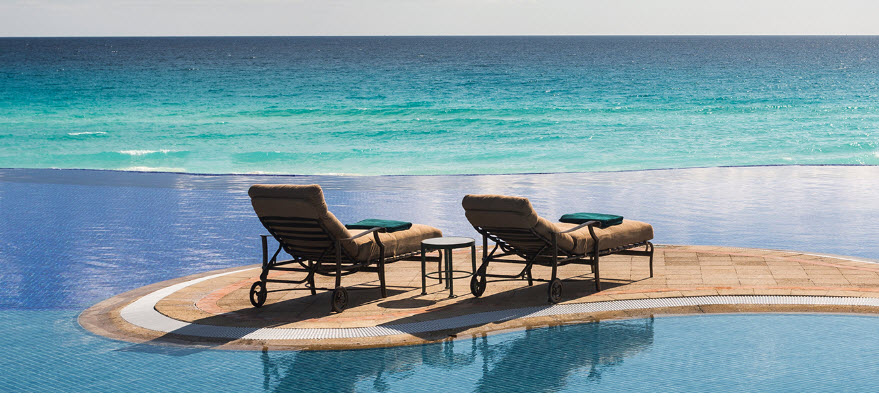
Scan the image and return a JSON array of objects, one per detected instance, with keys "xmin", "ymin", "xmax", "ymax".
[{"xmin": 421, "ymin": 237, "xmax": 477, "ymax": 298}]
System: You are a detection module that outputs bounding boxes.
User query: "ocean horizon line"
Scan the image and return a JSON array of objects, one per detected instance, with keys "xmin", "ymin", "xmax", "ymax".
[
  {"xmin": 5, "ymin": 34, "xmax": 879, "ymax": 39},
  {"xmin": 1, "ymin": 164, "xmax": 874, "ymax": 179}
]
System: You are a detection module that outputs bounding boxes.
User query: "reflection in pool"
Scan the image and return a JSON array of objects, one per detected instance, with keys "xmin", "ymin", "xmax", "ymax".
[
  {"xmin": 6, "ymin": 312, "xmax": 878, "ymax": 392},
  {"xmin": 266, "ymin": 313, "xmax": 879, "ymax": 393},
  {"xmin": 263, "ymin": 319, "xmax": 654, "ymax": 393}
]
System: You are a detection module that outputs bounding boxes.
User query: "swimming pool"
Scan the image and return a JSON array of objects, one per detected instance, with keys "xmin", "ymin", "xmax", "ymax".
[
  {"xmin": 1, "ymin": 166, "xmax": 878, "ymax": 391},
  {"xmin": 2, "ymin": 312, "xmax": 878, "ymax": 392}
]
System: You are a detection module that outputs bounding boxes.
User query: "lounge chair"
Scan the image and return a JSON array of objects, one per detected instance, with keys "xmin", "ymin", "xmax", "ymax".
[
  {"xmin": 248, "ymin": 184, "xmax": 442, "ymax": 312},
  {"xmin": 462, "ymin": 194, "xmax": 654, "ymax": 303}
]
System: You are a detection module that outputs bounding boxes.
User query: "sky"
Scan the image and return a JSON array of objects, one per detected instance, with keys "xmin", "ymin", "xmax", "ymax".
[{"xmin": 2, "ymin": 0, "xmax": 879, "ymax": 37}]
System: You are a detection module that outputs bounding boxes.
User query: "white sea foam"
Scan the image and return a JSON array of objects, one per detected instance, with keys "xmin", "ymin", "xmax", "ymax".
[
  {"xmin": 121, "ymin": 166, "xmax": 186, "ymax": 173},
  {"xmin": 68, "ymin": 131, "xmax": 107, "ymax": 136},
  {"xmin": 874, "ymin": 151, "xmax": 879, "ymax": 159},
  {"xmin": 118, "ymin": 149, "xmax": 173, "ymax": 156}
]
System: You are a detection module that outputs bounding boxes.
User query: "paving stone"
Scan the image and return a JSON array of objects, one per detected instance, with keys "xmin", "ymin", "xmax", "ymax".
[{"xmin": 79, "ymin": 245, "xmax": 879, "ymax": 350}]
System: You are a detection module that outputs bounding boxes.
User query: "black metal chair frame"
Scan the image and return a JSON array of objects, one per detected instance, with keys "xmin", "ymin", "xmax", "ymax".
[
  {"xmin": 251, "ymin": 216, "xmax": 440, "ymax": 312},
  {"xmin": 469, "ymin": 220, "xmax": 654, "ymax": 303}
]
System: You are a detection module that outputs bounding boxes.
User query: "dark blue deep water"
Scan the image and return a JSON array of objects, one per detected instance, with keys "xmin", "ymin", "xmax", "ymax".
[{"xmin": 2, "ymin": 166, "xmax": 878, "ymax": 310}]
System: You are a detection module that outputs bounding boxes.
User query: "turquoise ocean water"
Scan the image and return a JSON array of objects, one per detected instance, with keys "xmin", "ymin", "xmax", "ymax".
[{"xmin": 3, "ymin": 36, "xmax": 879, "ymax": 175}]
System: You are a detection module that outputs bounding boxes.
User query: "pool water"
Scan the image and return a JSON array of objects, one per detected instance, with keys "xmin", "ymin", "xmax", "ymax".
[
  {"xmin": 1, "ymin": 312, "xmax": 878, "ymax": 392},
  {"xmin": 3, "ymin": 165, "xmax": 879, "ymax": 310},
  {"xmin": 1, "ymin": 166, "xmax": 878, "ymax": 392}
]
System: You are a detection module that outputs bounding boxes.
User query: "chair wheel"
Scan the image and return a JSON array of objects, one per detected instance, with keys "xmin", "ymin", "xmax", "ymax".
[
  {"xmin": 470, "ymin": 273, "xmax": 486, "ymax": 297},
  {"xmin": 331, "ymin": 287, "xmax": 349, "ymax": 313},
  {"xmin": 548, "ymin": 278, "xmax": 562, "ymax": 304},
  {"xmin": 250, "ymin": 281, "xmax": 267, "ymax": 307}
]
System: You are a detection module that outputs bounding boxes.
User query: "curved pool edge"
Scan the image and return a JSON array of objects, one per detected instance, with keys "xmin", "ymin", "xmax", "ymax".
[{"xmin": 78, "ymin": 245, "xmax": 879, "ymax": 351}]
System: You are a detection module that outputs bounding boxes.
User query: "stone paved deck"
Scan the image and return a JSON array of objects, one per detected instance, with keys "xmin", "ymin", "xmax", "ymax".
[{"xmin": 79, "ymin": 245, "xmax": 879, "ymax": 350}]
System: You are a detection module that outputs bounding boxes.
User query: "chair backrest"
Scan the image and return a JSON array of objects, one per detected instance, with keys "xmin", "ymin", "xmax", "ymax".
[
  {"xmin": 462, "ymin": 194, "xmax": 565, "ymax": 256},
  {"xmin": 249, "ymin": 184, "xmax": 353, "ymax": 261}
]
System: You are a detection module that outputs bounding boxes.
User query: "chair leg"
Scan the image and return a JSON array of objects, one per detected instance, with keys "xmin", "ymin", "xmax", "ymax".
[
  {"xmin": 258, "ymin": 266, "xmax": 269, "ymax": 284},
  {"xmin": 378, "ymin": 257, "xmax": 387, "ymax": 298},
  {"xmin": 551, "ymin": 235, "xmax": 559, "ymax": 281},
  {"xmin": 258, "ymin": 261, "xmax": 270, "ymax": 293},
  {"xmin": 307, "ymin": 260, "xmax": 316, "ymax": 295},
  {"xmin": 259, "ymin": 235, "xmax": 270, "ymax": 285},
  {"xmin": 477, "ymin": 255, "xmax": 490, "ymax": 275},
  {"xmin": 648, "ymin": 242, "xmax": 654, "ymax": 278},
  {"xmin": 593, "ymin": 249, "xmax": 601, "ymax": 292},
  {"xmin": 334, "ymin": 244, "xmax": 343, "ymax": 289},
  {"xmin": 470, "ymin": 244, "xmax": 477, "ymax": 274},
  {"xmin": 469, "ymin": 255, "xmax": 491, "ymax": 297},
  {"xmin": 547, "ymin": 233, "xmax": 563, "ymax": 303},
  {"xmin": 550, "ymin": 259, "xmax": 558, "ymax": 281}
]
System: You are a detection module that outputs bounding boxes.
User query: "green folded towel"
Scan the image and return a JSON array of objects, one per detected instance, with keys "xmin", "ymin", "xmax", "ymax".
[
  {"xmin": 346, "ymin": 219, "xmax": 412, "ymax": 233},
  {"xmin": 559, "ymin": 212, "xmax": 623, "ymax": 228}
]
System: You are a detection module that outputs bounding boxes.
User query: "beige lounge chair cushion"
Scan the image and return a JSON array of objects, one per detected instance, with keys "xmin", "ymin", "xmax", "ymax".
[
  {"xmin": 249, "ymin": 183, "xmax": 351, "ymax": 242},
  {"xmin": 462, "ymin": 194, "xmax": 652, "ymax": 255},
  {"xmin": 461, "ymin": 194, "xmax": 537, "ymax": 228},
  {"xmin": 249, "ymin": 184, "xmax": 441, "ymax": 262},
  {"xmin": 555, "ymin": 220, "xmax": 653, "ymax": 254},
  {"xmin": 462, "ymin": 194, "xmax": 575, "ymax": 251},
  {"xmin": 347, "ymin": 224, "xmax": 443, "ymax": 262}
]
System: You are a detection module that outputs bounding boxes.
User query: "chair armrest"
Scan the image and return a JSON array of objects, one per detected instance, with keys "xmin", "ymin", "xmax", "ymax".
[
  {"xmin": 558, "ymin": 220, "xmax": 600, "ymax": 234},
  {"xmin": 338, "ymin": 227, "xmax": 387, "ymax": 259},
  {"xmin": 342, "ymin": 227, "xmax": 387, "ymax": 241}
]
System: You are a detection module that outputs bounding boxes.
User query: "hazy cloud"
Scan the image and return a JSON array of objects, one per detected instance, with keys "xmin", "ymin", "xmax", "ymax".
[{"xmin": 2, "ymin": 0, "xmax": 879, "ymax": 36}]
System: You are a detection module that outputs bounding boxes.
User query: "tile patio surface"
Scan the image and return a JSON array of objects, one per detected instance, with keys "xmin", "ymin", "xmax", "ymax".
[{"xmin": 79, "ymin": 245, "xmax": 879, "ymax": 350}]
